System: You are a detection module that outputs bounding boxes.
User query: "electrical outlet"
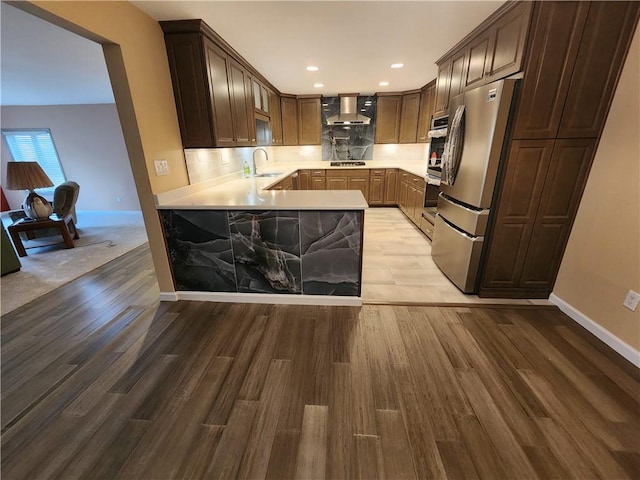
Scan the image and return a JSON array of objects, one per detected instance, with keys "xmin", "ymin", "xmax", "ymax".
[
  {"xmin": 623, "ymin": 290, "xmax": 640, "ymax": 312},
  {"xmin": 154, "ymin": 159, "xmax": 169, "ymax": 176}
]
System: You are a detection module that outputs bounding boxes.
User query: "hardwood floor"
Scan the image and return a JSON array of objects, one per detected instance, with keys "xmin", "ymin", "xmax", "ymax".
[{"xmin": 2, "ymin": 244, "xmax": 639, "ymax": 479}]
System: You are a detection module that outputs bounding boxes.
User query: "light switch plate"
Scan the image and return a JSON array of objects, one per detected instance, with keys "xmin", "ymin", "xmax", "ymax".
[{"xmin": 154, "ymin": 159, "xmax": 169, "ymax": 176}]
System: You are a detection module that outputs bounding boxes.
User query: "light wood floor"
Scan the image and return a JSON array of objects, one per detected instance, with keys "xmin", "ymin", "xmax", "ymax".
[
  {"xmin": 2, "ymin": 244, "xmax": 639, "ymax": 479},
  {"xmin": 362, "ymin": 208, "xmax": 552, "ymax": 306}
]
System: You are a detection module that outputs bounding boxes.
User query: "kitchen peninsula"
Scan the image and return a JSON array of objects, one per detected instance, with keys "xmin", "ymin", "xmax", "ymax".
[{"xmin": 155, "ymin": 160, "xmax": 429, "ymax": 305}]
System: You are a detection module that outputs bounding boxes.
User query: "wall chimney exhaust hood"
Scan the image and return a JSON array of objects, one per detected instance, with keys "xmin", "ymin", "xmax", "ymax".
[{"xmin": 325, "ymin": 94, "xmax": 371, "ymax": 125}]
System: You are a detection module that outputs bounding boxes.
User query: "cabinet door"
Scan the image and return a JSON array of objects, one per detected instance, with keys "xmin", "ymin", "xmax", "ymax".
[
  {"xmin": 375, "ymin": 95, "xmax": 402, "ymax": 143},
  {"xmin": 348, "ymin": 176, "xmax": 369, "ymax": 201},
  {"xmin": 398, "ymin": 173, "xmax": 410, "ymax": 212},
  {"xmin": 411, "ymin": 177, "xmax": 426, "ymax": 222},
  {"xmin": 417, "ymin": 82, "xmax": 436, "ymax": 142},
  {"xmin": 164, "ymin": 33, "xmax": 215, "ymax": 148},
  {"xmin": 486, "ymin": 2, "xmax": 531, "ymax": 82},
  {"xmin": 252, "ymin": 79, "xmax": 262, "ymax": 110},
  {"xmin": 297, "ymin": 170, "xmax": 310, "ymax": 189},
  {"xmin": 433, "ymin": 58, "xmax": 452, "ymax": 116},
  {"xmin": 326, "ymin": 176, "xmax": 348, "ymax": 190},
  {"xmin": 369, "ymin": 175, "xmax": 384, "ymax": 205},
  {"xmin": 511, "ymin": 1, "xmax": 589, "ymax": 140},
  {"xmin": 227, "ymin": 58, "xmax": 252, "ymax": 146},
  {"xmin": 204, "ymin": 39, "xmax": 235, "ymax": 147},
  {"xmin": 399, "ymin": 92, "xmax": 421, "ymax": 143},
  {"xmin": 449, "ymin": 50, "xmax": 467, "ymax": 100},
  {"xmin": 465, "ymin": 31, "xmax": 492, "ymax": 89},
  {"xmin": 480, "ymin": 140, "xmax": 554, "ymax": 291},
  {"xmin": 311, "ymin": 177, "xmax": 326, "ymax": 190},
  {"xmin": 281, "ymin": 96, "xmax": 299, "ymax": 145},
  {"xmin": 245, "ymin": 74, "xmax": 256, "ymax": 145},
  {"xmin": 384, "ymin": 169, "xmax": 398, "ymax": 204},
  {"xmin": 269, "ymin": 90, "xmax": 283, "ymax": 145},
  {"xmin": 298, "ymin": 97, "xmax": 321, "ymax": 145},
  {"xmin": 519, "ymin": 139, "xmax": 595, "ymax": 290},
  {"xmin": 558, "ymin": 1, "xmax": 640, "ymax": 138}
]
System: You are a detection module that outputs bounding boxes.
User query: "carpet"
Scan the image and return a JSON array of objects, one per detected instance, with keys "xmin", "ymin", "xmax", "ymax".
[{"xmin": 1, "ymin": 222, "xmax": 148, "ymax": 315}]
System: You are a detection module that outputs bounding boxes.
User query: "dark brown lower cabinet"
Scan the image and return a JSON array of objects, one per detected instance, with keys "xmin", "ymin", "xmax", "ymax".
[
  {"xmin": 480, "ymin": 138, "xmax": 597, "ymax": 297},
  {"xmin": 384, "ymin": 169, "xmax": 398, "ymax": 205},
  {"xmin": 369, "ymin": 170, "xmax": 385, "ymax": 205}
]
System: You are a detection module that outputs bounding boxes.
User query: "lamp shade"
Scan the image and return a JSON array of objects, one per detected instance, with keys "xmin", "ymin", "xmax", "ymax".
[{"xmin": 6, "ymin": 162, "xmax": 53, "ymax": 191}]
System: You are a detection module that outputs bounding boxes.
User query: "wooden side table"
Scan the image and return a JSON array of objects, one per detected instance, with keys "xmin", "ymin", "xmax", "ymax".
[{"xmin": 8, "ymin": 214, "xmax": 79, "ymax": 257}]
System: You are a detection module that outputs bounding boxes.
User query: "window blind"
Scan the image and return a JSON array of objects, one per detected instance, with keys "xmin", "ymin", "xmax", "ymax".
[{"xmin": 2, "ymin": 129, "xmax": 66, "ymax": 188}]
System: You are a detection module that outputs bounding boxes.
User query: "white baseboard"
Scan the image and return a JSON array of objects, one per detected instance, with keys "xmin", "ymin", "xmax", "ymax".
[
  {"xmin": 549, "ymin": 293, "xmax": 640, "ymax": 368},
  {"xmin": 159, "ymin": 292, "xmax": 179, "ymax": 302},
  {"xmin": 159, "ymin": 291, "xmax": 362, "ymax": 307}
]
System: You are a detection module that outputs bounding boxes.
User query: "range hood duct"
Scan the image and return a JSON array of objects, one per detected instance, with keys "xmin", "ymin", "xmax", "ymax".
[{"xmin": 325, "ymin": 95, "xmax": 371, "ymax": 125}]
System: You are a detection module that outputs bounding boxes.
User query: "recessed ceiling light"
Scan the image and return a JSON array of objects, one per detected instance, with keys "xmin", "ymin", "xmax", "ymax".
[
  {"xmin": 314, "ymin": 83, "xmax": 324, "ymax": 88},
  {"xmin": 306, "ymin": 66, "xmax": 319, "ymax": 72},
  {"xmin": 391, "ymin": 63, "xmax": 404, "ymax": 69},
  {"xmin": 379, "ymin": 81, "xmax": 389, "ymax": 86}
]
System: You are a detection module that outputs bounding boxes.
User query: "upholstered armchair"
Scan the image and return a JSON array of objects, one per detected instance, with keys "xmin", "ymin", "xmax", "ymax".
[
  {"xmin": 9, "ymin": 181, "xmax": 80, "ymax": 238},
  {"xmin": 53, "ymin": 181, "xmax": 80, "ymax": 227}
]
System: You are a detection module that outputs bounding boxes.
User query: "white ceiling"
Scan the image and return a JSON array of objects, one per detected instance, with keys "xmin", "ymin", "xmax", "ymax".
[
  {"xmin": 0, "ymin": 1, "xmax": 504, "ymax": 105},
  {"xmin": 133, "ymin": 1, "xmax": 505, "ymax": 95}
]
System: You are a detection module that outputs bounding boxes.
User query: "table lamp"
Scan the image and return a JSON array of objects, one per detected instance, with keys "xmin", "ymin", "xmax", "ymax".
[{"xmin": 6, "ymin": 161, "xmax": 54, "ymax": 220}]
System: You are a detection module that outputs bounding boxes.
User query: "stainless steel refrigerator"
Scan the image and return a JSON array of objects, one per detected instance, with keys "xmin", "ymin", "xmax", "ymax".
[{"xmin": 432, "ymin": 78, "xmax": 518, "ymax": 293}]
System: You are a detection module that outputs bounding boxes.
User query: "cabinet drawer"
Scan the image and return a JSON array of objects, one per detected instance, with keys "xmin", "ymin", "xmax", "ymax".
[
  {"xmin": 370, "ymin": 169, "xmax": 385, "ymax": 176},
  {"xmin": 310, "ymin": 169, "xmax": 325, "ymax": 177},
  {"xmin": 326, "ymin": 169, "xmax": 363, "ymax": 177}
]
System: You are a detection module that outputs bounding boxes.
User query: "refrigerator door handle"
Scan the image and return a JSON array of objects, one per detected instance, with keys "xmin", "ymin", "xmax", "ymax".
[
  {"xmin": 442, "ymin": 104, "xmax": 465, "ymax": 186},
  {"xmin": 437, "ymin": 213, "xmax": 480, "ymax": 240}
]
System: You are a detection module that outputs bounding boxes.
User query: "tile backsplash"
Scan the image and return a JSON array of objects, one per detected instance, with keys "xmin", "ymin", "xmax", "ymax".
[{"xmin": 185, "ymin": 143, "xmax": 429, "ymax": 184}]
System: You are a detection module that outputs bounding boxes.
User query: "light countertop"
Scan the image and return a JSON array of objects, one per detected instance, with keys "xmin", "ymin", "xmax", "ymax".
[{"xmin": 155, "ymin": 160, "xmax": 429, "ymax": 210}]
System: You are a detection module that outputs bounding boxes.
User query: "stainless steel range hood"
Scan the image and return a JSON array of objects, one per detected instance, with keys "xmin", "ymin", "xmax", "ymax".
[{"xmin": 325, "ymin": 94, "xmax": 371, "ymax": 125}]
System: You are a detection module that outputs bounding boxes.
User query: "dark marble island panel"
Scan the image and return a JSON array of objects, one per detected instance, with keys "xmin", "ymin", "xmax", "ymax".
[{"xmin": 160, "ymin": 209, "xmax": 364, "ymax": 297}]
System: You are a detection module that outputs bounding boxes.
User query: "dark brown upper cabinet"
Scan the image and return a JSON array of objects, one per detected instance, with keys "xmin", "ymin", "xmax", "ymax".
[
  {"xmin": 416, "ymin": 81, "xmax": 436, "ymax": 142},
  {"xmin": 228, "ymin": 58, "xmax": 253, "ymax": 146},
  {"xmin": 484, "ymin": 2, "xmax": 531, "ymax": 83},
  {"xmin": 558, "ymin": 1, "xmax": 640, "ymax": 138},
  {"xmin": 399, "ymin": 91, "xmax": 421, "ymax": 143},
  {"xmin": 511, "ymin": 1, "xmax": 590, "ymax": 140},
  {"xmin": 297, "ymin": 96, "xmax": 322, "ymax": 145},
  {"xmin": 434, "ymin": 1, "xmax": 531, "ymax": 116},
  {"xmin": 281, "ymin": 95, "xmax": 299, "ymax": 146},
  {"xmin": 269, "ymin": 90, "xmax": 283, "ymax": 146},
  {"xmin": 163, "ymin": 33, "xmax": 234, "ymax": 148},
  {"xmin": 465, "ymin": 30, "xmax": 492, "ymax": 89},
  {"xmin": 433, "ymin": 59, "xmax": 452, "ymax": 117},
  {"xmin": 375, "ymin": 94, "xmax": 402, "ymax": 144},
  {"xmin": 161, "ymin": 19, "xmax": 280, "ymax": 148}
]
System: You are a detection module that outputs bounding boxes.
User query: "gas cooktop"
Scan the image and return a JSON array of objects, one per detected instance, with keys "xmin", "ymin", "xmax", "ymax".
[{"xmin": 330, "ymin": 161, "xmax": 367, "ymax": 167}]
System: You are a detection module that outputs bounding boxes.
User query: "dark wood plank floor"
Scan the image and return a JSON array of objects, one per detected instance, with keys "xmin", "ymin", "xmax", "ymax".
[{"xmin": 2, "ymin": 244, "xmax": 639, "ymax": 479}]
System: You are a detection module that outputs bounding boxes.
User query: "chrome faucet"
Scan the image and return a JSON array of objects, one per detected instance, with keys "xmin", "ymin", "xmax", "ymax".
[{"xmin": 252, "ymin": 147, "xmax": 269, "ymax": 175}]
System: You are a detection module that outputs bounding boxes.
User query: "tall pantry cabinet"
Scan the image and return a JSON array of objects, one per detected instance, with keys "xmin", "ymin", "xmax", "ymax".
[{"xmin": 479, "ymin": 1, "xmax": 640, "ymax": 298}]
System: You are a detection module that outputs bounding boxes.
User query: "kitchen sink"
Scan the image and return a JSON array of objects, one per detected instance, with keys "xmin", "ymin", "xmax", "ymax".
[{"xmin": 252, "ymin": 172, "xmax": 283, "ymax": 177}]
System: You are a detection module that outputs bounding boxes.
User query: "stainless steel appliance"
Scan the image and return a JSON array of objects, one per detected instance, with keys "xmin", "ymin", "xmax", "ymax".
[
  {"xmin": 423, "ymin": 114, "xmax": 447, "ymax": 225},
  {"xmin": 431, "ymin": 78, "xmax": 518, "ymax": 293}
]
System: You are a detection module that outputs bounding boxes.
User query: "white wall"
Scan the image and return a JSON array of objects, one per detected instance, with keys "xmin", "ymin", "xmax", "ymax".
[{"xmin": 1, "ymin": 104, "xmax": 140, "ymax": 212}]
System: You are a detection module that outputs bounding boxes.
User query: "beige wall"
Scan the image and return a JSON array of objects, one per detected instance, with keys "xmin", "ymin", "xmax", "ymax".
[
  {"xmin": 1, "ymin": 104, "xmax": 140, "ymax": 212},
  {"xmin": 16, "ymin": 0, "xmax": 191, "ymax": 292},
  {"xmin": 553, "ymin": 27, "xmax": 640, "ymax": 350}
]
